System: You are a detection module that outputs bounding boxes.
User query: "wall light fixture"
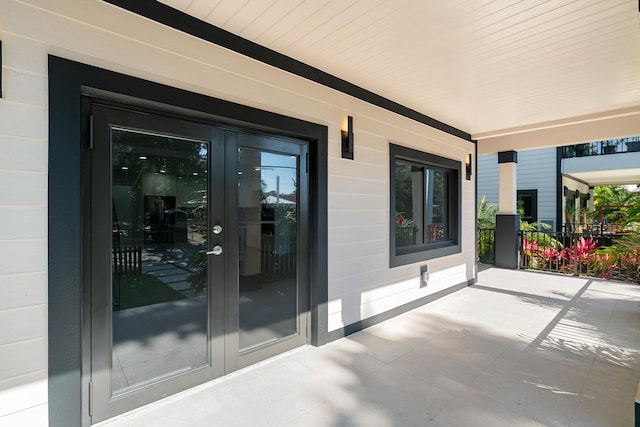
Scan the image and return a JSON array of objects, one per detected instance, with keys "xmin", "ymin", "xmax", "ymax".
[{"xmin": 341, "ymin": 115, "xmax": 354, "ymax": 160}]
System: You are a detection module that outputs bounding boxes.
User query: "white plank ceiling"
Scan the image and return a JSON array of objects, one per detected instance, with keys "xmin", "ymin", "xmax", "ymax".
[{"xmin": 160, "ymin": 0, "xmax": 640, "ymax": 140}]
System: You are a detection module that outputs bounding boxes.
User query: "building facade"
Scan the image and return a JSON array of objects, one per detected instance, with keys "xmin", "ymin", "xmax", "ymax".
[
  {"xmin": 478, "ymin": 142, "xmax": 640, "ymax": 231},
  {"xmin": 0, "ymin": 2, "xmax": 476, "ymax": 426}
]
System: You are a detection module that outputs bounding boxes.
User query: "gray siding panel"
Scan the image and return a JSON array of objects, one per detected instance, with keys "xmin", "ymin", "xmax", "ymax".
[
  {"xmin": 478, "ymin": 148, "xmax": 557, "ymax": 225},
  {"xmin": 477, "ymin": 154, "xmax": 499, "ymax": 204}
]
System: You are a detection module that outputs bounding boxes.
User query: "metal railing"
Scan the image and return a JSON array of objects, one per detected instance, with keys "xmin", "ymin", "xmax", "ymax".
[
  {"xmin": 476, "ymin": 227, "xmax": 639, "ymax": 282},
  {"xmin": 478, "ymin": 228, "xmax": 495, "ymax": 264},
  {"xmin": 519, "ymin": 230, "xmax": 639, "ymax": 282},
  {"xmin": 561, "ymin": 136, "xmax": 640, "ymax": 158}
]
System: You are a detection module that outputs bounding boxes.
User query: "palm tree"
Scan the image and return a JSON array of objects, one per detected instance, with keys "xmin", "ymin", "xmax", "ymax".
[
  {"xmin": 477, "ymin": 196, "xmax": 497, "ymax": 229},
  {"xmin": 593, "ymin": 185, "xmax": 640, "ymax": 225}
]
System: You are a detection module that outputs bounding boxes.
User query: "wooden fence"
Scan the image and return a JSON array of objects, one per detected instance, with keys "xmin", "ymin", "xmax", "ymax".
[{"xmin": 112, "ymin": 246, "xmax": 142, "ymax": 278}]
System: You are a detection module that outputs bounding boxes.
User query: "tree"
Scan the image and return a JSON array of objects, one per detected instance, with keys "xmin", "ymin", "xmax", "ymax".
[
  {"xmin": 593, "ymin": 185, "xmax": 640, "ymax": 225},
  {"xmin": 477, "ymin": 196, "xmax": 497, "ymax": 229}
]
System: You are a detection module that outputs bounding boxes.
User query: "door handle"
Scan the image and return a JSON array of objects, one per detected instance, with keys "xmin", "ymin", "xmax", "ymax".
[{"xmin": 206, "ymin": 245, "xmax": 223, "ymax": 256}]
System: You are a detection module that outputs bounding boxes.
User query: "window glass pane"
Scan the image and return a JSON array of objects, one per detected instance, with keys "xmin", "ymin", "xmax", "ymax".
[
  {"xmin": 395, "ymin": 161, "xmax": 452, "ymax": 247},
  {"xmin": 238, "ymin": 149, "xmax": 298, "ymax": 351},
  {"xmin": 395, "ymin": 161, "xmax": 421, "ymax": 247},
  {"xmin": 111, "ymin": 129, "xmax": 209, "ymax": 396},
  {"xmin": 426, "ymin": 169, "xmax": 448, "ymax": 241}
]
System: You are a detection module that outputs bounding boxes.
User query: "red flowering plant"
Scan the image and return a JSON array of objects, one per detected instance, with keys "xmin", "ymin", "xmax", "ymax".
[
  {"xmin": 595, "ymin": 231, "xmax": 640, "ymax": 282},
  {"xmin": 521, "ymin": 237, "xmax": 540, "ymax": 268},
  {"xmin": 539, "ymin": 246, "xmax": 561, "ymax": 269},
  {"xmin": 427, "ymin": 224, "xmax": 445, "ymax": 241},
  {"xmin": 557, "ymin": 237, "xmax": 597, "ymax": 274},
  {"xmin": 589, "ymin": 252, "xmax": 616, "ymax": 279},
  {"xmin": 395, "ymin": 212, "xmax": 413, "ymax": 226},
  {"xmin": 520, "ymin": 225, "xmax": 640, "ymax": 282},
  {"xmin": 521, "ymin": 237, "xmax": 538, "ymax": 257},
  {"xmin": 395, "ymin": 212, "xmax": 417, "ymax": 246}
]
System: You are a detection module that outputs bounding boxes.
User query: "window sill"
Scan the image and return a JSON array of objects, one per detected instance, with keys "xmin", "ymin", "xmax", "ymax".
[{"xmin": 390, "ymin": 242, "xmax": 461, "ymax": 267}]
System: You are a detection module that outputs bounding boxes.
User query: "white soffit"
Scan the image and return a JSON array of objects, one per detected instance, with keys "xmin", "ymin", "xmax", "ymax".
[
  {"xmin": 159, "ymin": 0, "xmax": 640, "ymax": 140},
  {"xmin": 566, "ymin": 169, "xmax": 640, "ymax": 186}
]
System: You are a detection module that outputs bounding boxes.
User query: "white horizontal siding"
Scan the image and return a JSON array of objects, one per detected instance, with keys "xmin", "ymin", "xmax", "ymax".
[
  {"xmin": 0, "ymin": 338, "xmax": 47, "ymax": 391},
  {"xmin": 0, "ymin": 27, "xmax": 49, "ymax": 425},
  {"xmin": 0, "ymin": 138, "xmax": 48, "ymax": 173},
  {"xmin": 0, "ymin": 370, "xmax": 47, "ymax": 420},
  {"xmin": 0, "ymin": 403, "xmax": 48, "ymax": 427},
  {"xmin": 0, "ymin": 273, "xmax": 47, "ymax": 311}
]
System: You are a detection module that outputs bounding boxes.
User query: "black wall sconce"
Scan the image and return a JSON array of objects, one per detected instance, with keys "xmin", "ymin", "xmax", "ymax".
[
  {"xmin": 341, "ymin": 115, "xmax": 354, "ymax": 160},
  {"xmin": 563, "ymin": 186, "xmax": 568, "ymax": 197},
  {"xmin": 465, "ymin": 153, "xmax": 472, "ymax": 180},
  {"xmin": 575, "ymin": 189, "xmax": 581, "ymax": 199}
]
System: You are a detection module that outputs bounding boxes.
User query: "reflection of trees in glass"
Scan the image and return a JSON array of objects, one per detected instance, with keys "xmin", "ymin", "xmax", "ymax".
[
  {"xmin": 394, "ymin": 162, "xmax": 414, "ymax": 223},
  {"xmin": 431, "ymin": 170, "xmax": 445, "ymax": 223},
  {"xmin": 112, "ymin": 130, "xmax": 208, "ymax": 244},
  {"xmin": 188, "ymin": 243, "xmax": 207, "ymax": 296},
  {"xmin": 111, "ymin": 129, "xmax": 209, "ymax": 293},
  {"xmin": 394, "ymin": 160, "xmax": 449, "ymax": 246}
]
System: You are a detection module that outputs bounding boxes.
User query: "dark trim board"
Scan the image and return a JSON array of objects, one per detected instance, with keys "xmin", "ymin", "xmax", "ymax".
[
  {"xmin": 327, "ymin": 281, "xmax": 471, "ymax": 342},
  {"xmin": 48, "ymin": 55, "xmax": 328, "ymax": 427},
  {"xmin": 495, "ymin": 214, "xmax": 520, "ymax": 269},
  {"xmin": 556, "ymin": 147, "xmax": 563, "ymax": 231},
  {"xmin": 498, "ymin": 150, "xmax": 518, "ymax": 164},
  {"xmin": 635, "ymin": 389, "xmax": 639, "ymax": 427},
  {"xmin": 102, "ymin": 0, "xmax": 473, "ymax": 143},
  {"xmin": 474, "ymin": 140, "xmax": 478, "ymax": 282}
]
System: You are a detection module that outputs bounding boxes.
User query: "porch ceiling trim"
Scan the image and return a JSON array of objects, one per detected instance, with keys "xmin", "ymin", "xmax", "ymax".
[
  {"xmin": 477, "ymin": 108, "xmax": 640, "ymax": 155},
  {"xmin": 102, "ymin": 0, "xmax": 473, "ymax": 143}
]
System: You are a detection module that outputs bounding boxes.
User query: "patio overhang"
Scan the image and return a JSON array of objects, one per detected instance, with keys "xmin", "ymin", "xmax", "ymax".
[{"xmin": 107, "ymin": 0, "xmax": 640, "ymax": 153}]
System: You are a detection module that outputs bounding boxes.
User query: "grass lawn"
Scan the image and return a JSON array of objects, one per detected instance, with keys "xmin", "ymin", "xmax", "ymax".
[{"xmin": 114, "ymin": 273, "xmax": 185, "ymax": 310}]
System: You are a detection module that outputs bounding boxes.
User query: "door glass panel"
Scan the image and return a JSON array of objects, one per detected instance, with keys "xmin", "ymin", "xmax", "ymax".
[
  {"xmin": 237, "ymin": 149, "xmax": 298, "ymax": 351},
  {"xmin": 111, "ymin": 128, "xmax": 209, "ymax": 395}
]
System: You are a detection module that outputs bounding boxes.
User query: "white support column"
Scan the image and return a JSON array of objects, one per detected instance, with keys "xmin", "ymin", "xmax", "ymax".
[
  {"xmin": 495, "ymin": 151, "xmax": 520, "ymax": 269},
  {"xmin": 498, "ymin": 161, "xmax": 518, "ymax": 214}
]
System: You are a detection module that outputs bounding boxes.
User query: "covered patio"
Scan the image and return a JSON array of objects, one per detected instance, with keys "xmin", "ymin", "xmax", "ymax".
[{"xmin": 98, "ymin": 268, "xmax": 639, "ymax": 427}]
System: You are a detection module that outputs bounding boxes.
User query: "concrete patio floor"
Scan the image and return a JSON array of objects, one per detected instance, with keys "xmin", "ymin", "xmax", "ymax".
[{"xmin": 98, "ymin": 268, "xmax": 640, "ymax": 427}]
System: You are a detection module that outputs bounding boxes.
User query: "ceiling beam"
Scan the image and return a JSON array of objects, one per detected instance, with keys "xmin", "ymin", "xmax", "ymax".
[{"xmin": 476, "ymin": 107, "xmax": 640, "ymax": 155}]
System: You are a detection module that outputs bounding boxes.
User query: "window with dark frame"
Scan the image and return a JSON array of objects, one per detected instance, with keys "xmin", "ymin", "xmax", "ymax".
[
  {"xmin": 390, "ymin": 144, "xmax": 461, "ymax": 267},
  {"xmin": 517, "ymin": 189, "xmax": 538, "ymax": 224}
]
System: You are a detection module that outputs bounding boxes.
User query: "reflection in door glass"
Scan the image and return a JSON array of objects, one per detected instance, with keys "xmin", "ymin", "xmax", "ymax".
[
  {"xmin": 111, "ymin": 128, "xmax": 208, "ymax": 395},
  {"xmin": 238, "ymin": 149, "xmax": 298, "ymax": 351}
]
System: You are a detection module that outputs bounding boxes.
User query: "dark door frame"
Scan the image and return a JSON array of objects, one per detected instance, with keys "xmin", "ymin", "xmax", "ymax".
[
  {"xmin": 48, "ymin": 55, "xmax": 328, "ymax": 427},
  {"xmin": 88, "ymin": 104, "xmax": 312, "ymax": 422}
]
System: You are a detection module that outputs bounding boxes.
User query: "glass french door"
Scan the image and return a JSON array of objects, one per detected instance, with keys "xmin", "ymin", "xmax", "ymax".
[
  {"xmin": 89, "ymin": 104, "xmax": 309, "ymax": 423},
  {"xmin": 226, "ymin": 132, "xmax": 309, "ymax": 372}
]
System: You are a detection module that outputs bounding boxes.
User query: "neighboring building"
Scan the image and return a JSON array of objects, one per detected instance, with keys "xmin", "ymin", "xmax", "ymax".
[
  {"xmin": 478, "ymin": 139, "xmax": 640, "ymax": 230},
  {"xmin": 479, "ymin": 148, "xmax": 559, "ymax": 229}
]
